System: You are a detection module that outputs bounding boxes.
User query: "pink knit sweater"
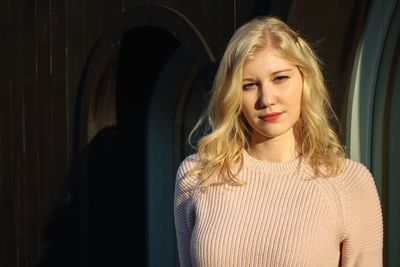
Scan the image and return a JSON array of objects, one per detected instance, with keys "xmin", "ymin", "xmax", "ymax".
[{"xmin": 174, "ymin": 152, "xmax": 383, "ymax": 267}]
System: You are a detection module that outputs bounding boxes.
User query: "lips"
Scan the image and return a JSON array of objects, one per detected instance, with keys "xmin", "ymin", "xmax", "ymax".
[{"xmin": 260, "ymin": 112, "xmax": 283, "ymax": 121}]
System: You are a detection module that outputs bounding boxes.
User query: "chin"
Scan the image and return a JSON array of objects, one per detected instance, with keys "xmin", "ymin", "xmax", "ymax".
[{"xmin": 257, "ymin": 127, "xmax": 294, "ymax": 139}]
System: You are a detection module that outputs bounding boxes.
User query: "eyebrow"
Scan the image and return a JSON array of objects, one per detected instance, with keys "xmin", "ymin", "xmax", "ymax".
[
  {"xmin": 242, "ymin": 78, "xmax": 257, "ymax": 82},
  {"xmin": 243, "ymin": 68, "xmax": 293, "ymax": 81},
  {"xmin": 271, "ymin": 68, "xmax": 293, "ymax": 75}
]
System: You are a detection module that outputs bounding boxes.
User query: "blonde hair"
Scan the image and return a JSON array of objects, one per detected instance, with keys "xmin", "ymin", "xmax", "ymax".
[{"xmin": 189, "ymin": 16, "xmax": 345, "ymax": 187}]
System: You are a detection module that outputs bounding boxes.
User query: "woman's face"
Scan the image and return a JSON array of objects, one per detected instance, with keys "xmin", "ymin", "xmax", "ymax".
[{"xmin": 241, "ymin": 47, "xmax": 303, "ymax": 143}]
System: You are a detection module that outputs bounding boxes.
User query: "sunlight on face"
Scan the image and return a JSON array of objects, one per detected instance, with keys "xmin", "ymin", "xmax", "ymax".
[{"xmin": 241, "ymin": 47, "xmax": 303, "ymax": 144}]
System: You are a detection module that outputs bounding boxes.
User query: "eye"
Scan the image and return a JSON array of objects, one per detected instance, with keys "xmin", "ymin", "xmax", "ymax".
[
  {"xmin": 243, "ymin": 82, "xmax": 258, "ymax": 90},
  {"xmin": 274, "ymin": 75, "xmax": 289, "ymax": 82}
]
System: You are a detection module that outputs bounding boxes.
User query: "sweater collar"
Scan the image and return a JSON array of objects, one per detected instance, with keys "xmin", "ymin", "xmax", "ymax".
[{"xmin": 242, "ymin": 149, "xmax": 303, "ymax": 174}]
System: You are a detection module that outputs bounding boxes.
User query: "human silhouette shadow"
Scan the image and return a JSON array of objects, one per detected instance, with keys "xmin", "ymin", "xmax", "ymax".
[{"xmin": 37, "ymin": 125, "xmax": 146, "ymax": 267}]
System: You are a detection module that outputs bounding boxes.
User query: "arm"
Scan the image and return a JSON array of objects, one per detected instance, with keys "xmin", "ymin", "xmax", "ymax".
[
  {"xmin": 340, "ymin": 162, "xmax": 383, "ymax": 266},
  {"xmin": 175, "ymin": 229, "xmax": 192, "ymax": 267},
  {"xmin": 174, "ymin": 155, "xmax": 198, "ymax": 267}
]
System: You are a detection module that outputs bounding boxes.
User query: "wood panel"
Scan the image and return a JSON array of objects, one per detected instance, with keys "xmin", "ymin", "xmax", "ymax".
[
  {"xmin": 23, "ymin": 0, "xmax": 41, "ymax": 263},
  {"xmin": 124, "ymin": 0, "xmax": 147, "ymax": 11},
  {"xmin": 102, "ymin": 0, "xmax": 123, "ymax": 31},
  {"xmin": 0, "ymin": 0, "xmax": 14, "ymax": 264},
  {"xmin": 36, "ymin": 1, "xmax": 54, "ymax": 265},
  {"xmin": 0, "ymin": 0, "xmax": 71, "ymax": 265},
  {"xmin": 85, "ymin": 0, "xmax": 103, "ymax": 52},
  {"xmin": 51, "ymin": 0, "xmax": 68, "ymax": 200},
  {"xmin": 11, "ymin": 0, "xmax": 35, "ymax": 264}
]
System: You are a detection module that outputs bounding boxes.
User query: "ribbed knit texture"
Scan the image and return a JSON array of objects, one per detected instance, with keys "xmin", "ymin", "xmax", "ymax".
[{"xmin": 174, "ymin": 151, "xmax": 383, "ymax": 267}]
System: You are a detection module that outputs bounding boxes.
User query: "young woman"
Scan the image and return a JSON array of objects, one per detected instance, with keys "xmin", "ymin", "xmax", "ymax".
[{"xmin": 174, "ymin": 16, "xmax": 383, "ymax": 267}]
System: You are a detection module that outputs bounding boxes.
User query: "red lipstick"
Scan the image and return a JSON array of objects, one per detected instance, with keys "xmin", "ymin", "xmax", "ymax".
[{"xmin": 260, "ymin": 112, "xmax": 282, "ymax": 121}]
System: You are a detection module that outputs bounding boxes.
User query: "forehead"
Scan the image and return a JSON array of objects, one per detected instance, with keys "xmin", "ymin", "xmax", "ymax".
[{"xmin": 243, "ymin": 47, "xmax": 294, "ymax": 75}]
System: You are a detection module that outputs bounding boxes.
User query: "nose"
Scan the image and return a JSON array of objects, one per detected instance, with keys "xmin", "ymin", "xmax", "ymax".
[{"xmin": 257, "ymin": 83, "xmax": 276, "ymax": 109}]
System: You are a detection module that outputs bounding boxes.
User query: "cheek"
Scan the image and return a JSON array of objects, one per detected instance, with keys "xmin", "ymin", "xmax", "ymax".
[
  {"xmin": 241, "ymin": 95, "xmax": 254, "ymax": 114},
  {"xmin": 294, "ymin": 91, "xmax": 302, "ymax": 110},
  {"xmin": 291, "ymin": 82, "xmax": 303, "ymax": 110},
  {"xmin": 241, "ymin": 100, "xmax": 255, "ymax": 126},
  {"xmin": 285, "ymin": 87, "xmax": 302, "ymax": 118},
  {"xmin": 241, "ymin": 107, "xmax": 252, "ymax": 123}
]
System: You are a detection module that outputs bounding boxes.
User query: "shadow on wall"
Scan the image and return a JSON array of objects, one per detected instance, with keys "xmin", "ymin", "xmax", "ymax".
[
  {"xmin": 36, "ymin": 26, "xmax": 182, "ymax": 267},
  {"xmin": 37, "ymin": 126, "xmax": 146, "ymax": 267}
]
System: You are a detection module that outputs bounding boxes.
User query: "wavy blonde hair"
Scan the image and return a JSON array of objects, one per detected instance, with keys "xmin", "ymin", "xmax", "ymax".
[{"xmin": 189, "ymin": 16, "xmax": 345, "ymax": 187}]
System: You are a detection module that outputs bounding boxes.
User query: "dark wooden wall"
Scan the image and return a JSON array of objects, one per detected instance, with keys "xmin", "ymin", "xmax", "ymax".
[
  {"xmin": 0, "ymin": 0, "xmax": 368, "ymax": 266},
  {"xmin": 0, "ymin": 1, "xmax": 72, "ymax": 265},
  {"xmin": 0, "ymin": 1, "xmax": 128, "ymax": 265}
]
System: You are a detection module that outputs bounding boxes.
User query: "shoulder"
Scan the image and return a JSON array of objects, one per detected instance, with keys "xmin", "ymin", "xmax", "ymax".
[
  {"xmin": 175, "ymin": 153, "xmax": 201, "ymax": 190},
  {"xmin": 337, "ymin": 158, "xmax": 376, "ymax": 188},
  {"xmin": 333, "ymin": 158, "xmax": 381, "ymax": 213},
  {"xmin": 176, "ymin": 153, "xmax": 200, "ymax": 177},
  {"xmin": 177, "ymin": 153, "xmax": 200, "ymax": 168},
  {"xmin": 342, "ymin": 158, "xmax": 370, "ymax": 173},
  {"xmin": 322, "ymin": 158, "xmax": 380, "ymax": 216}
]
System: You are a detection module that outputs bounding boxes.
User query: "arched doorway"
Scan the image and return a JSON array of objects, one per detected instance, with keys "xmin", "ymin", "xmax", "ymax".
[{"xmin": 73, "ymin": 4, "xmax": 215, "ymax": 266}]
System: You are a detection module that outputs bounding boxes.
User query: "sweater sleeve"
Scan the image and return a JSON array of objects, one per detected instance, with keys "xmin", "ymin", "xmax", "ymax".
[
  {"xmin": 174, "ymin": 154, "xmax": 199, "ymax": 267},
  {"xmin": 339, "ymin": 160, "xmax": 383, "ymax": 267}
]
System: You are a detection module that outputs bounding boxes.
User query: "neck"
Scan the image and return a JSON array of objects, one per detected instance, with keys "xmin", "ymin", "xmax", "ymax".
[{"xmin": 248, "ymin": 130, "xmax": 298, "ymax": 163}]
